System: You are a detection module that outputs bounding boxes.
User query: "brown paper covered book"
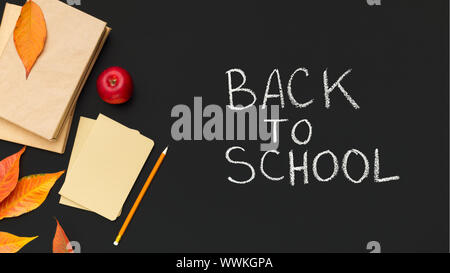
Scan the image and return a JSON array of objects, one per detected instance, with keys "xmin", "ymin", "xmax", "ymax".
[
  {"xmin": 0, "ymin": 0, "xmax": 107, "ymax": 140},
  {"xmin": 0, "ymin": 1, "xmax": 110, "ymax": 153}
]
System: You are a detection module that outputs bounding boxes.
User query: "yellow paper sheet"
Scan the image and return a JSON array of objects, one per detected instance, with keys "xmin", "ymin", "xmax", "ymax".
[
  {"xmin": 0, "ymin": 3, "xmax": 111, "ymax": 153},
  {"xmin": 59, "ymin": 116, "xmax": 137, "ymax": 216},
  {"xmin": 59, "ymin": 114, "xmax": 154, "ymax": 221},
  {"xmin": 59, "ymin": 117, "xmax": 96, "ymax": 211},
  {"xmin": 0, "ymin": 0, "xmax": 107, "ymax": 140}
]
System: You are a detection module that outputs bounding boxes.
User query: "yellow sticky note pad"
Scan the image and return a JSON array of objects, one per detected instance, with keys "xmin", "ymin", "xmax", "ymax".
[{"xmin": 59, "ymin": 114, "xmax": 154, "ymax": 221}]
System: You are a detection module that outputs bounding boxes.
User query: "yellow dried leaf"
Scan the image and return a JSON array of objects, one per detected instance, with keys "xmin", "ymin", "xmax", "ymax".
[
  {"xmin": 13, "ymin": 0, "xmax": 47, "ymax": 78},
  {"xmin": 0, "ymin": 171, "xmax": 65, "ymax": 220},
  {"xmin": 0, "ymin": 231, "xmax": 37, "ymax": 253}
]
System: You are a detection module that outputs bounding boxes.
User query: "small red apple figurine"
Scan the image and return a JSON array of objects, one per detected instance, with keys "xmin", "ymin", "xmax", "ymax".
[{"xmin": 97, "ymin": 66, "xmax": 133, "ymax": 104}]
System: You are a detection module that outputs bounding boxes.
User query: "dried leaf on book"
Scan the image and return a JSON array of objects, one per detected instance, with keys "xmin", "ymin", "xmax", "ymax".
[{"xmin": 13, "ymin": 0, "xmax": 47, "ymax": 78}]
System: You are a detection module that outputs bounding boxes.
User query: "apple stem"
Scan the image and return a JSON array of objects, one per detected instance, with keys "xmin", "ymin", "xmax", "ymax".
[{"xmin": 109, "ymin": 77, "xmax": 117, "ymax": 87}]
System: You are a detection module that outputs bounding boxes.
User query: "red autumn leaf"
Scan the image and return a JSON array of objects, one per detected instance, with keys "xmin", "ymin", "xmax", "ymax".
[
  {"xmin": 53, "ymin": 218, "xmax": 73, "ymax": 253},
  {"xmin": 0, "ymin": 147, "xmax": 26, "ymax": 203}
]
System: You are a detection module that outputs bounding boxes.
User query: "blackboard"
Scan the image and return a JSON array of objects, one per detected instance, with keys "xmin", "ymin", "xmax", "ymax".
[{"xmin": 0, "ymin": 0, "xmax": 448, "ymax": 253}]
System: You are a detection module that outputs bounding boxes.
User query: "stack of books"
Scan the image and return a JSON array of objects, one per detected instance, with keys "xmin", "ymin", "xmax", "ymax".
[{"xmin": 0, "ymin": 0, "xmax": 110, "ymax": 153}]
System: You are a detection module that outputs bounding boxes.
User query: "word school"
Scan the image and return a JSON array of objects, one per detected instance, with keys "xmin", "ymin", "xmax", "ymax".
[{"xmin": 226, "ymin": 147, "xmax": 400, "ymax": 185}]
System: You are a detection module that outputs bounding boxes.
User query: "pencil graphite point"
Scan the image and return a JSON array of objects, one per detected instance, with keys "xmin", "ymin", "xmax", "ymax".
[
  {"xmin": 113, "ymin": 241, "xmax": 119, "ymax": 246},
  {"xmin": 163, "ymin": 146, "xmax": 168, "ymax": 155}
]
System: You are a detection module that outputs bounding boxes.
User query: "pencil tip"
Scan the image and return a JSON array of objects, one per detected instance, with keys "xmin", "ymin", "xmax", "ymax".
[
  {"xmin": 163, "ymin": 146, "xmax": 168, "ymax": 155},
  {"xmin": 113, "ymin": 241, "xmax": 119, "ymax": 246}
]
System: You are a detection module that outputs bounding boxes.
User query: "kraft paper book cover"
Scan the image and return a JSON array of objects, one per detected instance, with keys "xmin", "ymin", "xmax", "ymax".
[
  {"xmin": 0, "ymin": 0, "xmax": 107, "ymax": 140},
  {"xmin": 0, "ymin": 2, "xmax": 110, "ymax": 153},
  {"xmin": 0, "ymin": 3, "xmax": 19, "ymax": 52}
]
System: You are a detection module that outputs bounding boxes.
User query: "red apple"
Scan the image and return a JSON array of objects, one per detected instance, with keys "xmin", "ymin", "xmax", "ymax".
[{"xmin": 97, "ymin": 66, "xmax": 133, "ymax": 104}]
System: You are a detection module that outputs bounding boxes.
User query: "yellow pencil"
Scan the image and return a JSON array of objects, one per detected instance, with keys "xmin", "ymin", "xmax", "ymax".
[{"xmin": 114, "ymin": 146, "xmax": 168, "ymax": 246}]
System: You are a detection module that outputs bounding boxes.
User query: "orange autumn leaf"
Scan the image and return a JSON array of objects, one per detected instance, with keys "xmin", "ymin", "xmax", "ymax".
[
  {"xmin": 13, "ymin": 0, "xmax": 47, "ymax": 79},
  {"xmin": 0, "ymin": 231, "xmax": 37, "ymax": 253},
  {"xmin": 0, "ymin": 171, "xmax": 65, "ymax": 220},
  {"xmin": 53, "ymin": 218, "xmax": 73, "ymax": 253},
  {"xmin": 0, "ymin": 147, "xmax": 26, "ymax": 203}
]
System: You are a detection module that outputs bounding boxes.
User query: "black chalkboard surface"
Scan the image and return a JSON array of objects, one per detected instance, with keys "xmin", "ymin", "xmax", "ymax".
[{"xmin": 0, "ymin": 0, "xmax": 448, "ymax": 253}]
